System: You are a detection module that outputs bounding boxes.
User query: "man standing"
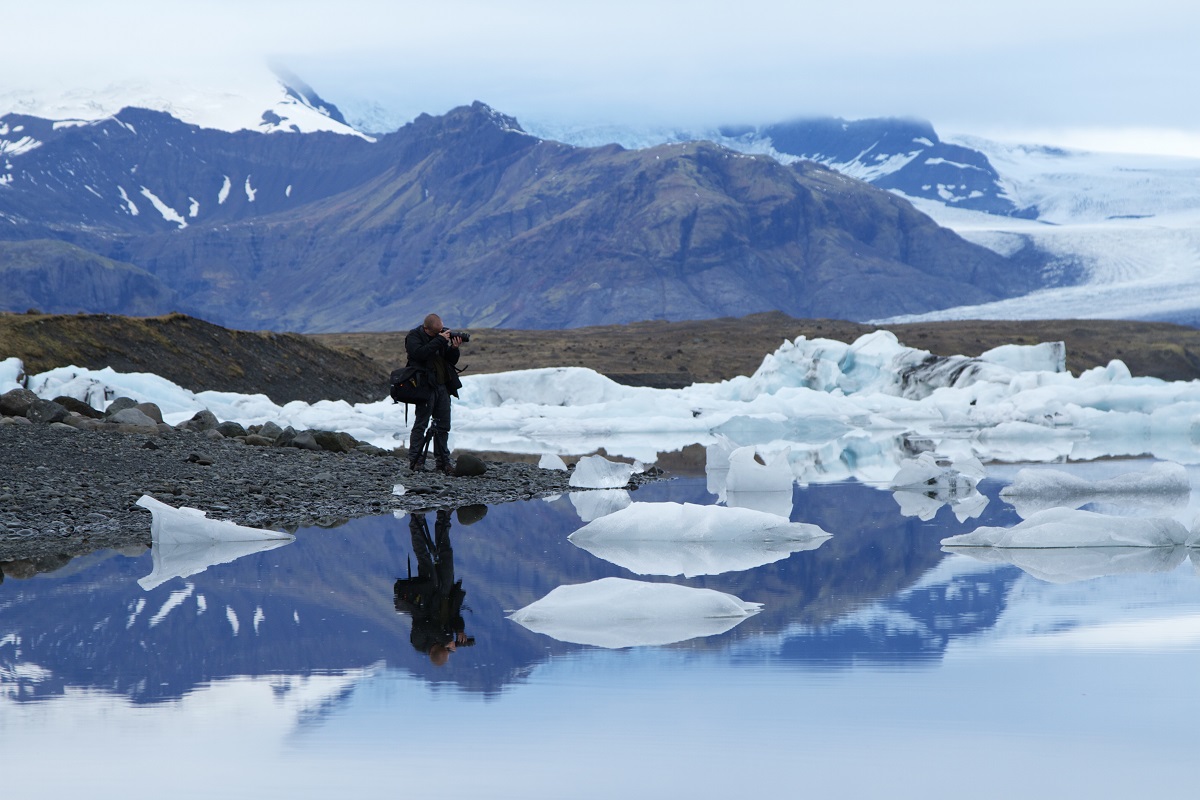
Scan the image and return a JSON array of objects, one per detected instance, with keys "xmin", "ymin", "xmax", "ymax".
[{"xmin": 404, "ymin": 313, "xmax": 463, "ymax": 473}]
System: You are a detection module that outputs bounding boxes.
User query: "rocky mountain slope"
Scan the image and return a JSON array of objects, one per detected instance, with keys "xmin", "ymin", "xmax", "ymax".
[{"xmin": 0, "ymin": 103, "xmax": 1050, "ymax": 331}]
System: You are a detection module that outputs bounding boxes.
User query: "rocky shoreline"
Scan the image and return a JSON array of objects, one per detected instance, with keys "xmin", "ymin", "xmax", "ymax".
[{"xmin": 0, "ymin": 391, "xmax": 663, "ymax": 580}]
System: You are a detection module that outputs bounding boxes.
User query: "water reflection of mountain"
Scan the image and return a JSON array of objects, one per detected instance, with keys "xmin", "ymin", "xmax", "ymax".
[{"xmin": 0, "ymin": 479, "xmax": 1026, "ymax": 702}]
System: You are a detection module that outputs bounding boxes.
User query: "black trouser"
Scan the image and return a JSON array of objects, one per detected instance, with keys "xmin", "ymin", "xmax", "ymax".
[{"xmin": 408, "ymin": 383, "xmax": 452, "ymax": 465}]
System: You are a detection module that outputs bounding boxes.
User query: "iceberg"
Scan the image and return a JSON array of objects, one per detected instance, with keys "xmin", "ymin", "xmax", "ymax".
[
  {"xmin": 569, "ymin": 454, "xmax": 637, "ymax": 489},
  {"xmin": 568, "ymin": 502, "xmax": 830, "ymax": 576},
  {"xmin": 506, "ymin": 577, "xmax": 761, "ymax": 648},
  {"xmin": 999, "ymin": 461, "xmax": 1191, "ymax": 517},
  {"xmin": 941, "ymin": 507, "xmax": 1193, "ymax": 549},
  {"xmin": 20, "ymin": 330, "xmax": 1200, "ymax": 471},
  {"xmin": 538, "ymin": 453, "xmax": 568, "ymax": 471},
  {"xmin": 136, "ymin": 495, "xmax": 295, "ymax": 591}
]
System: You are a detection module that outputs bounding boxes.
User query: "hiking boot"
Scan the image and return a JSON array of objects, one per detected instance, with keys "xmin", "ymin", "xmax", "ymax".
[
  {"xmin": 435, "ymin": 459, "xmax": 455, "ymax": 475},
  {"xmin": 408, "ymin": 456, "xmax": 427, "ymax": 472}
]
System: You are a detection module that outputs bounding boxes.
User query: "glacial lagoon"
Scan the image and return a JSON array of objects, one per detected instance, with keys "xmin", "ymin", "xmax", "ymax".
[{"xmin": 4, "ymin": 463, "xmax": 1200, "ymax": 800}]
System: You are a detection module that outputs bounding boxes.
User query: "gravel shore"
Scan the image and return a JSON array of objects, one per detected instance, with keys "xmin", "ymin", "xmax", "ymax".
[{"xmin": 0, "ymin": 422, "xmax": 661, "ymax": 576}]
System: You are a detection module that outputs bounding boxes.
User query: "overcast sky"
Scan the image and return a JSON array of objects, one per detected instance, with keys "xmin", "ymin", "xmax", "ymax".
[{"xmin": 8, "ymin": 0, "xmax": 1200, "ymax": 154}]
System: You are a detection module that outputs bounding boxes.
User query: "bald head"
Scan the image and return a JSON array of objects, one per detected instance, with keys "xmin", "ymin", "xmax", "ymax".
[{"xmin": 422, "ymin": 314, "xmax": 443, "ymax": 334}]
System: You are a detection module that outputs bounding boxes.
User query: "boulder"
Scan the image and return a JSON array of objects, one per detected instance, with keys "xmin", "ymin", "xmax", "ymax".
[
  {"xmin": 216, "ymin": 421, "xmax": 248, "ymax": 438},
  {"xmin": 313, "ymin": 430, "xmax": 358, "ymax": 453},
  {"xmin": 107, "ymin": 408, "xmax": 159, "ymax": 429},
  {"xmin": 259, "ymin": 420, "xmax": 284, "ymax": 441},
  {"xmin": 454, "ymin": 453, "xmax": 488, "ymax": 477},
  {"xmin": 104, "ymin": 397, "xmax": 139, "ymax": 417},
  {"xmin": 244, "ymin": 434, "xmax": 274, "ymax": 446},
  {"xmin": 134, "ymin": 402, "xmax": 164, "ymax": 424},
  {"xmin": 276, "ymin": 426, "xmax": 297, "ymax": 447},
  {"xmin": 0, "ymin": 388, "xmax": 38, "ymax": 417},
  {"xmin": 289, "ymin": 431, "xmax": 322, "ymax": 451},
  {"xmin": 53, "ymin": 395, "xmax": 103, "ymax": 419},
  {"xmin": 27, "ymin": 398, "xmax": 70, "ymax": 424},
  {"xmin": 181, "ymin": 409, "xmax": 219, "ymax": 432}
]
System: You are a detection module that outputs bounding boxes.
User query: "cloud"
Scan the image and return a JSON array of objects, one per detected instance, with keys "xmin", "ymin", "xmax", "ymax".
[{"xmin": 6, "ymin": 0, "xmax": 1200, "ymax": 142}]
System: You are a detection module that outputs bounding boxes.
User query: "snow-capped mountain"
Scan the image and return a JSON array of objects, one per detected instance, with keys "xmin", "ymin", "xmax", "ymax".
[
  {"xmin": 0, "ymin": 67, "xmax": 368, "ymax": 139},
  {"xmin": 0, "ymin": 99, "xmax": 1037, "ymax": 331},
  {"xmin": 4, "ymin": 64, "xmax": 1200, "ymax": 329}
]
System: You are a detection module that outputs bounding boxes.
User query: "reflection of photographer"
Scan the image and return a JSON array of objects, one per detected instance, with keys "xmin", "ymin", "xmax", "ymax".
[
  {"xmin": 394, "ymin": 509, "xmax": 475, "ymax": 665},
  {"xmin": 404, "ymin": 313, "xmax": 468, "ymax": 474}
]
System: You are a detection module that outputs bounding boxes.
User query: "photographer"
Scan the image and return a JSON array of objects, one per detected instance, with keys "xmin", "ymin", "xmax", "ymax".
[{"xmin": 404, "ymin": 313, "xmax": 464, "ymax": 473}]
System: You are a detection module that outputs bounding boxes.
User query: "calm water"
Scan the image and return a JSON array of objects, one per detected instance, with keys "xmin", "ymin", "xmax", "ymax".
[{"xmin": 3, "ymin": 471, "xmax": 1200, "ymax": 799}]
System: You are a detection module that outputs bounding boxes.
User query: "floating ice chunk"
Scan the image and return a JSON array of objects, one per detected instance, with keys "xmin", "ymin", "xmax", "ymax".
[
  {"xmin": 1000, "ymin": 461, "xmax": 1190, "ymax": 518},
  {"xmin": 569, "ymin": 454, "xmax": 636, "ymax": 488},
  {"xmin": 570, "ymin": 488, "xmax": 631, "ymax": 522},
  {"xmin": 725, "ymin": 445, "xmax": 793, "ymax": 493},
  {"xmin": 506, "ymin": 577, "xmax": 761, "ymax": 648},
  {"xmin": 568, "ymin": 502, "xmax": 830, "ymax": 576},
  {"xmin": 941, "ymin": 507, "xmax": 1191, "ymax": 549},
  {"xmin": 136, "ymin": 495, "xmax": 294, "ymax": 591},
  {"xmin": 943, "ymin": 543, "xmax": 1190, "ymax": 584},
  {"xmin": 539, "ymin": 453, "xmax": 568, "ymax": 471}
]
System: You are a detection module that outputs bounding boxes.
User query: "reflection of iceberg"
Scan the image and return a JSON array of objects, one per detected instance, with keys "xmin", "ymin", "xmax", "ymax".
[
  {"xmin": 890, "ymin": 452, "xmax": 987, "ymax": 521},
  {"xmin": 999, "ymin": 462, "xmax": 1191, "ymax": 518},
  {"xmin": 506, "ymin": 577, "xmax": 761, "ymax": 648},
  {"xmin": 136, "ymin": 495, "xmax": 295, "ymax": 591},
  {"xmin": 943, "ymin": 544, "xmax": 1191, "ymax": 584},
  {"xmin": 569, "ymin": 455, "xmax": 637, "ymax": 489},
  {"xmin": 568, "ymin": 502, "xmax": 830, "ymax": 576},
  {"xmin": 941, "ymin": 507, "xmax": 1194, "ymax": 549},
  {"xmin": 725, "ymin": 489, "xmax": 794, "ymax": 518},
  {"xmin": 570, "ymin": 489, "xmax": 631, "ymax": 522}
]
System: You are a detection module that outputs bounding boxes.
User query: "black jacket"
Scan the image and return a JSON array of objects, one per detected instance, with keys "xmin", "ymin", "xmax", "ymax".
[{"xmin": 404, "ymin": 325, "xmax": 463, "ymax": 397}]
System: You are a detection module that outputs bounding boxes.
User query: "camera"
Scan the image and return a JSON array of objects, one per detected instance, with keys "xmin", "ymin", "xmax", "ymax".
[{"xmin": 445, "ymin": 330, "xmax": 471, "ymax": 343}]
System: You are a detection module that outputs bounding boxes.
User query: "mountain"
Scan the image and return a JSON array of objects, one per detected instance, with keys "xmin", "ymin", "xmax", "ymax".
[
  {"xmin": 527, "ymin": 115, "xmax": 1035, "ymax": 218},
  {"xmin": 528, "ymin": 117, "xmax": 1200, "ymax": 328},
  {"xmin": 734, "ymin": 117, "xmax": 1037, "ymax": 218},
  {"xmin": 0, "ymin": 102, "xmax": 1047, "ymax": 331}
]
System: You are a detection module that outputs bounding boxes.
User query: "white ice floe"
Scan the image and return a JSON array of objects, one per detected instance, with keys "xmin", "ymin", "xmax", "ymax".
[
  {"xmin": 941, "ymin": 506, "xmax": 1195, "ymax": 550},
  {"xmin": 506, "ymin": 577, "xmax": 761, "ymax": 648},
  {"xmin": 724, "ymin": 445, "xmax": 794, "ymax": 493},
  {"xmin": 999, "ymin": 461, "xmax": 1191, "ymax": 518},
  {"xmin": 569, "ymin": 454, "xmax": 637, "ymax": 489},
  {"xmin": 568, "ymin": 502, "xmax": 830, "ymax": 576},
  {"xmin": 135, "ymin": 495, "xmax": 294, "ymax": 591}
]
